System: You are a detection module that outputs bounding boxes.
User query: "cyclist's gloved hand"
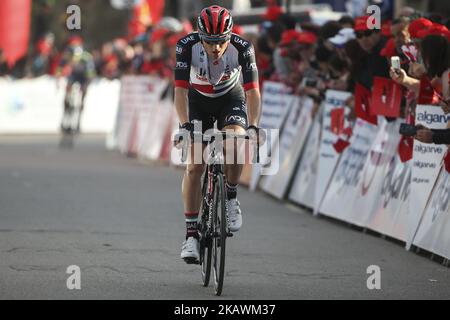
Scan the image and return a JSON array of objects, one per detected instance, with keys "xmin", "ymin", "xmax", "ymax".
[
  {"xmin": 180, "ymin": 122, "xmax": 194, "ymax": 133},
  {"xmin": 174, "ymin": 122, "xmax": 194, "ymax": 147},
  {"xmin": 247, "ymin": 125, "xmax": 266, "ymax": 145}
]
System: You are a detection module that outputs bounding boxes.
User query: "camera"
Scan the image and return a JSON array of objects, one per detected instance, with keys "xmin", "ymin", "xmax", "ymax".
[
  {"xmin": 391, "ymin": 56, "xmax": 401, "ymax": 74},
  {"xmin": 399, "ymin": 123, "xmax": 417, "ymax": 137},
  {"xmin": 302, "ymin": 77, "xmax": 318, "ymax": 88}
]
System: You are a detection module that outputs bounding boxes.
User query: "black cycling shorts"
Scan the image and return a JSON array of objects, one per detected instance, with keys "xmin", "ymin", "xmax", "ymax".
[
  {"xmin": 68, "ymin": 72, "xmax": 88, "ymax": 86},
  {"xmin": 188, "ymin": 85, "xmax": 248, "ymax": 133}
]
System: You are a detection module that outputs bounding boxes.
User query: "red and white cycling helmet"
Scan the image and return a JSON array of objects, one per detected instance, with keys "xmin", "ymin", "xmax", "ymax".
[{"xmin": 197, "ymin": 5, "xmax": 234, "ymax": 42}]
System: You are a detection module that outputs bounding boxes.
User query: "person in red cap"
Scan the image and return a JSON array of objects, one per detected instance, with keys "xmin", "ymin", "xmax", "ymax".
[
  {"xmin": 417, "ymin": 24, "xmax": 450, "ymax": 41},
  {"xmin": 391, "ymin": 32, "xmax": 449, "ymax": 108},
  {"xmin": 408, "ymin": 17, "xmax": 433, "ymax": 41},
  {"xmin": 263, "ymin": 5, "xmax": 284, "ymax": 22},
  {"xmin": 297, "ymin": 31, "xmax": 318, "ymax": 68},
  {"xmin": 352, "ymin": 16, "xmax": 390, "ymax": 90}
]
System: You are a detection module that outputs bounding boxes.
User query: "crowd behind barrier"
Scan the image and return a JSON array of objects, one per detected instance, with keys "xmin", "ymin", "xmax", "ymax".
[{"xmin": 1, "ymin": 6, "xmax": 450, "ymax": 260}]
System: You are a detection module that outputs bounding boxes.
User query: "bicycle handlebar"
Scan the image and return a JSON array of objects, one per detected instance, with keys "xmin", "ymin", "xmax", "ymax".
[{"xmin": 174, "ymin": 131, "xmax": 261, "ymax": 164}]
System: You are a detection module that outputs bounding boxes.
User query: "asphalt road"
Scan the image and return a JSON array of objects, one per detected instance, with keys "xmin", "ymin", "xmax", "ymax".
[{"xmin": 0, "ymin": 135, "xmax": 449, "ymax": 300}]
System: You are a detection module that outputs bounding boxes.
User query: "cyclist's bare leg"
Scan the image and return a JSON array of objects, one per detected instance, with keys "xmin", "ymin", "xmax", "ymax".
[
  {"xmin": 80, "ymin": 84, "xmax": 88, "ymax": 113},
  {"xmin": 61, "ymin": 82, "xmax": 73, "ymax": 130},
  {"xmin": 76, "ymin": 84, "xmax": 88, "ymax": 132},
  {"xmin": 64, "ymin": 82, "xmax": 73, "ymax": 112},
  {"xmin": 183, "ymin": 142, "xmax": 206, "ymax": 213},
  {"xmin": 222, "ymin": 125, "xmax": 246, "ymax": 185}
]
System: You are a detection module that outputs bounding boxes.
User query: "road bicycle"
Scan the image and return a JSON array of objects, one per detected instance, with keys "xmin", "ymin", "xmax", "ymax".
[
  {"xmin": 60, "ymin": 82, "xmax": 83, "ymax": 148},
  {"xmin": 176, "ymin": 130, "xmax": 259, "ymax": 296}
]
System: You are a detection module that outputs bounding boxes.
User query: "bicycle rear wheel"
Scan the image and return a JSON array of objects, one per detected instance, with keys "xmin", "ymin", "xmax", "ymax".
[{"xmin": 212, "ymin": 172, "xmax": 227, "ymax": 296}]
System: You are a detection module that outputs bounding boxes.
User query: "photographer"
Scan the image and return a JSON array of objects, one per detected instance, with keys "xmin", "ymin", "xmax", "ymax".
[{"xmin": 391, "ymin": 30, "xmax": 450, "ymax": 100}]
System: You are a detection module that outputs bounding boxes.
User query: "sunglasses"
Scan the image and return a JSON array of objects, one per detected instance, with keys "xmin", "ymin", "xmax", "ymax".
[
  {"xmin": 356, "ymin": 30, "xmax": 374, "ymax": 39},
  {"xmin": 203, "ymin": 39, "xmax": 228, "ymax": 45}
]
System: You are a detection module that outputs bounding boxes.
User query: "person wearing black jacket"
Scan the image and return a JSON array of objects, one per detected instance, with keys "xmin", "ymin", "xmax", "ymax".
[{"xmin": 416, "ymin": 125, "xmax": 450, "ymax": 145}]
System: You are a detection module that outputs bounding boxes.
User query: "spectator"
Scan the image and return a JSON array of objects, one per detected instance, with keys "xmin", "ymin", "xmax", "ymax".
[
  {"xmin": 338, "ymin": 16, "xmax": 355, "ymax": 29},
  {"xmin": 391, "ymin": 33, "xmax": 450, "ymax": 99},
  {"xmin": 0, "ymin": 49, "xmax": 9, "ymax": 76},
  {"xmin": 353, "ymin": 16, "xmax": 390, "ymax": 89},
  {"xmin": 415, "ymin": 125, "xmax": 450, "ymax": 144}
]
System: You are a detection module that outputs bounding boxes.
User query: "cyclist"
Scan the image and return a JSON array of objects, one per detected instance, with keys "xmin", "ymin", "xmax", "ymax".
[
  {"xmin": 58, "ymin": 36, "xmax": 96, "ymax": 133},
  {"xmin": 174, "ymin": 5, "xmax": 262, "ymax": 263}
]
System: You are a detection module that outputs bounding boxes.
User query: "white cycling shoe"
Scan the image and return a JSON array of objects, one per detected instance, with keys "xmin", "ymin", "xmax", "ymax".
[
  {"xmin": 227, "ymin": 199, "xmax": 243, "ymax": 232},
  {"xmin": 181, "ymin": 237, "xmax": 200, "ymax": 264}
]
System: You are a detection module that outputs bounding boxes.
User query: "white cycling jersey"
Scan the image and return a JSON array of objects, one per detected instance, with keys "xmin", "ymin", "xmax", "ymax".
[{"xmin": 174, "ymin": 32, "xmax": 259, "ymax": 98}]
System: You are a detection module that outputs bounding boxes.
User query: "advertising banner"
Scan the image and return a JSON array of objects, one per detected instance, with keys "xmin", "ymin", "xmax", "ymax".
[
  {"xmin": 0, "ymin": 76, "xmax": 120, "ymax": 134},
  {"xmin": 115, "ymin": 75, "xmax": 169, "ymax": 154},
  {"xmin": 314, "ymin": 90, "xmax": 352, "ymax": 215},
  {"xmin": 319, "ymin": 118, "xmax": 379, "ymax": 223},
  {"xmin": 249, "ymin": 81, "xmax": 294, "ymax": 190},
  {"xmin": 413, "ymin": 166, "xmax": 450, "ymax": 259},
  {"xmin": 288, "ymin": 112, "xmax": 321, "ymax": 208},
  {"xmin": 260, "ymin": 97, "xmax": 314, "ymax": 199},
  {"xmin": 407, "ymin": 105, "xmax": 450, "ymax": 248}
]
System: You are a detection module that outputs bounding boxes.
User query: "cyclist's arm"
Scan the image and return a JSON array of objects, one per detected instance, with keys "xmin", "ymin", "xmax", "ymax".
[
  {"xmin": 246, "ymin": 88, "xmax": 261, "ymax": 127},
  {"xmin": 174, "ymin": 37, "xmax": 192, "ymax": 125},
  {"xmin": 239, "ymin": 41, "xmax": 260, "ymax": 127},
  {"xmin": 175, "ymin": 87, "xmax": 189, "ymax": 124}
]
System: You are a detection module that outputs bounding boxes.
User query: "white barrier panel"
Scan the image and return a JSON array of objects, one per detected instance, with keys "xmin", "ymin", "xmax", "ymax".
[
  {"xmin": 260, "ymin": 96, "xmax": 314, "ymax": 199},
  {"xmin": 288, "ymin": 112, "xmax": 321, "ymax": 208},
  {"xmin": 0, "ymin": 76, "xmax": 64, "ymax": 133},
  {"xmin": 364, "ymin": 120, "xmax": 411, "ymax": 242},
  {"xmin": 114, "ymin": 75, "xmax": 169, "ymax": 154},
  {"xmin": 314, "ymin": 90, "xmax": 351, "ymax": 215},
  {"xmin": 407, "ymin": 105, "xmax": 450, "ymax": 248},
  {"xmin": 0, "ymin": 76, "xmax": 119, "ymax": 134},
  {"xmin": 81, "ymin": 78, "xmax": 121, "ymax": 133},
  {"xmin": 413, "ymin": 166, "xmax": 450, "ymax": 259},
  {"xmin": 319, "ymin": 118, "xmax": 379, "ymax": 224},
  {"xmin": 250, "ymin": 81, "xmax": 294, "ymax": 190},
  {"xmin": 138, "ymin": 98, "xmax": 174, "ymax": 161}
]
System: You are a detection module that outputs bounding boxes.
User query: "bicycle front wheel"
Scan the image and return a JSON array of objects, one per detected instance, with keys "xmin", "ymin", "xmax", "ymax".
[
  {"xmin": 212, "ymin": 173, "xmax": 227, "ymax": 296},
  {"xmin": 200, "ymin": 172, "xmax": 212, "ymax": 287}
]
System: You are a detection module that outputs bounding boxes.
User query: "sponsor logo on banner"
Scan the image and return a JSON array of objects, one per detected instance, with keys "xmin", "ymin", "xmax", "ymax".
[
  {"xmin": 381, "ymin": 157, "xmax": 410, "ymax": 208},
  {"xmin": 429, "ymin": 173, "xmax": 450, "ymax": 223},
  {"xmin": 416, "ymin": 112, "xmax": 450, "ymax": 125},
  {"xmin": 332, "ymin": 131, "xmax": 373, "ymax": 193}
]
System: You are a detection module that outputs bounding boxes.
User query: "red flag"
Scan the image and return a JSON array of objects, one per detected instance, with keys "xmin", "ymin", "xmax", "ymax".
[
  {"xmin": 333, "ymin": 139, "xmax": 351, "ymax": 153},
  {"xmin": 333, "ymin": 126, "xmax": 353, "ymax": 154},
  {"xmin": 0, "ymin": 0, "xmax": 31, "ymax": 67},
  {"xmin": 398, "ymin": 136, "xmax": 414, "ymax": 162},
  {"xmin": 418, "ymin": 76, "xmax": 441, "ymax": 105},
  {"xmin": 135, "ymin": 0, "xmax": 164, "ymax": 26},
  {"xmin": 370, "ymin": 77, "xmax": 402, "ymax": 117},
  {"xmin": 444, "ymin": 150, "xmax": 450, "ymax": 174},
  {"xmin": 330, "ymin": 108, "xmax": 345, "ymax": 135},
  {"xmin": 355, "ymin": 83, "xmax": 378, "ymax": 125}
]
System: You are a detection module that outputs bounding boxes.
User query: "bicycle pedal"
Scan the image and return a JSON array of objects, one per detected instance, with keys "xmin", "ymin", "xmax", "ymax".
[{"xmin": 183, "ymin": 257, "xmax": 200, "ymax": 265}]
